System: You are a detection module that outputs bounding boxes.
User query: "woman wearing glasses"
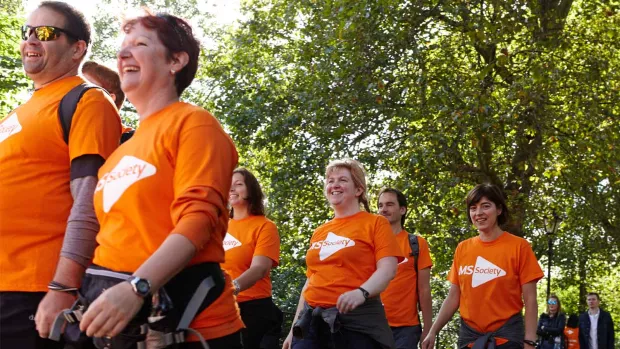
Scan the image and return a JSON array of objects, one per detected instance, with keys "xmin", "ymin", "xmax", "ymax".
[
  {"xmin": 74, "ymin": 11, "xmax": 244, "ymax": 349},
  {"xmin": 537, "ymin": 295, "xmax": 566, "ymax": 349},
  {"xmin": 422, "ymin": 184, "xmax": 544, "ymax": 349}
]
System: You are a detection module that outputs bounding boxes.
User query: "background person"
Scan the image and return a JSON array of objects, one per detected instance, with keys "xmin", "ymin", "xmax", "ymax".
[
  {"xmin": 537, "ymin": 294, "xmax": 566, "ymax": 349},
  {"xmin": 82, "ymin": 60, "xmax": 125, "ymax": 109},
  {"xmin": 578, "ymin": 292, "xmax": 615, "ymax": 349},
  {"xmin": 222, "ymin": 168, "xmax": 282, "ymax": 349},
  {"xmin": 378, "ymin": 188, "xmax": 433, "ymax": 349},
  {"xmin": 282, "ymin": 159, "xmax": 403, "ymax": 349},
  {"xmin": 0, "ymin": 2, "xmax": 121, "ymax": 348},
  {"xmin": 565, "ymin": 314, "xmax": 580, "ymax": 349},
  {"xmin": 422, "ymin": 183, "xmax": 543, "ymax": 349},
  {"xmin": 76, "ymin": 12, "xmax": 244, "ymax": 348}
]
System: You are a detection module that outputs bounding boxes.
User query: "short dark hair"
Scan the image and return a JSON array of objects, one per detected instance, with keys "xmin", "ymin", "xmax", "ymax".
[
  {"xmin": 586, "ymin": 292, "xmax": 600, "ymax": 300},
  {"xmin": 465, "ymin": 183, "xmax": 509, "ymax": 226},
  {"xmin": 39, "ymin": 1, "xmax": 91, "ymax": 47},
  {"xmin": 377, "ymin": 188, "xmax": 407, "ymax": 226},
  {"xmin": 230, "ymin": 168, "xmax": 265, "ymax": 218},
  {"xmin": 122, "ymin": 13, "xmax": 200, "ymax": 96},
  {"xmin": 82, "ymin": 61, "xmax": 125, "ymax": 109}
]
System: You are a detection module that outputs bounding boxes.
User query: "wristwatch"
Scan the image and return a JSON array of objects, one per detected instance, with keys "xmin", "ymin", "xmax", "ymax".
[
  {"xmin": 127, "ymin": 276, "xmax": 151, "ymax": 298},
  {"xmin": 358, "ymin": 287, "xmax": 370, "ymax": 300},
  {"xmin": 524, "ymin": 339, "xmax": 537, "ymax": 347}
]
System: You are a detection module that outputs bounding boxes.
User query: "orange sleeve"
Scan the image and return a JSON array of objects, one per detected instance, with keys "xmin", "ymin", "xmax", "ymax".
[
  {"xmin": 518, "ymin": 240, "xmax": 544, "ymax": 285},
  {"xmin": 170, "ymin": 115, "xmax": 238, "ymax": 249},
  {"xmin": 254, "ymin": 220, "xmax": 280, "ymax": 267},
  {"xmin": 447, "ymin": 244, "xmax": 460, "ymax": 285},
  {"xmin": 417, "ymin": 236, "xmax": 433, "ymax": 270},
  {"xmin": 372, "ymin": 216, "xmax": 404, "ymax": 262},
  {"xmin": 68, "ymin": 89, "xmax": 122, "ymax": 161}
]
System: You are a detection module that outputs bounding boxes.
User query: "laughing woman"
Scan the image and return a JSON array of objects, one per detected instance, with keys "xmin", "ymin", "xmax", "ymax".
[
  {"xmin": 76, "ymin": 12, "xmax": 244, "ymax": 349},
  {"xmin": 282, "ymin": 159, "xmax": 403, "ymax": 349},
  {"xmin": 422, "ymin": 184, "xmax": 544, "ymax": 349}
]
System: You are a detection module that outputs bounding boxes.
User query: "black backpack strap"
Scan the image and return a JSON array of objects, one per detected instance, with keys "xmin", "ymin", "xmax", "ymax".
[
  {"xmin": 58, "ymin": 83, "xmax": 102, "ymax": 144},
  {"xmin": 408, "ymin": 233, "xmax": 419, "ymax": 273},
  {"xmin": 120, "ymin": 129, "xmax": 135, "ymax": 144}
]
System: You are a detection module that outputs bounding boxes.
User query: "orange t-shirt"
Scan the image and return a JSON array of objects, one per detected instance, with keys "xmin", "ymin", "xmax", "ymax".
[
  {"xmin": 92, "ymin": 102, "xmax": 243, "ymax": 340},
  {"xmin": 0, "ymin": 76, "xmax": 121, "ymax": 292},
  {"xmin": 447, "ymin": 232, "xmax": 543, "ymax": 338},
  {"xmin": 564, "ymin": 327, "xmax": 579, "ymax": 349},
  {"xmin": 381, "ymin": 231, "xmax": 433, "ymax": 327},
  {"xmin": 303, "ymin": 211, "xmax": 404, "ymax": 308},
  {"xmin": 221, "ymin": 215, "xmax": 280, "ymax": 303}
]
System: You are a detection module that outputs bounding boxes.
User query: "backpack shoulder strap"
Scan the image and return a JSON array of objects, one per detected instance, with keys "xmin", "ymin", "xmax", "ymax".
[
  {"xmin": 408, "ymin": 233, "xmax": 419, "ymax": 272},
  {"xmin": 58, "ymin": 83, "xmax": 101, "ymax": 144}
]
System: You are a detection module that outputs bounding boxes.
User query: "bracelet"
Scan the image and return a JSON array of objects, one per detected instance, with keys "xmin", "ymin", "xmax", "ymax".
[
  {"xmin": 232, "ymin": 279, "xmax": 241, "ymax": 296},
  {"xmin": 524, "ymin": 339, "xmax": 537, "ymax": 347},
  {"xmin": 47, "ymin": 281, "xmax": 78, "ymax": 295}
]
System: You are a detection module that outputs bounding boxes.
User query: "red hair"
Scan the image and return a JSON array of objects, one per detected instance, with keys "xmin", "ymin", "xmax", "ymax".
[{"xmin": 123, "ymin": 13, "xmax": 200, "ymax": 96}]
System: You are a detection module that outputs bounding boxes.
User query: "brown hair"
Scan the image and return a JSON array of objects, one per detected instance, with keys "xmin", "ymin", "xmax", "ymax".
[
  {"xmin": 465, "ymin": 183, "xmax": 509, "ymax": 226},
  {"xmin": 325, "ymin": 159, "xmax": 370, "ymax": 212},
  {"xmin": 377, "ymin": 188, "xmax": 408, "ymax": 226},
  {"xmin": 82, "ymin": 61, "xmax": 125, "ymax": 109},
  {"xmin": 230, "ymin": 168, "xmax": 265, "ymax": 218},
  {"xmin": 38, "ymin": 1, "xmax": 91, "ymax": 58},
  {"xmin": 122, "ymin": 12, "xmax": 200, "ymax": 96},
  {"xmin": 547, "ymin": 294, "xmax": 562, "ymax": 316}
]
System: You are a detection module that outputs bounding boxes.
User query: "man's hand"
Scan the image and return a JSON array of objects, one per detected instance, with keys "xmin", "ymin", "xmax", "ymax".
[{"xmin": 35, "ymin": 291, "xmax": 76, "ymax": 338}]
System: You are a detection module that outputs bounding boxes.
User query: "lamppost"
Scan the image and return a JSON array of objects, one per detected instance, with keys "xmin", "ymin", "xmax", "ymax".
[{"xmin": 544, "ymin": 212, "xmax": 561, "ymax": 299}]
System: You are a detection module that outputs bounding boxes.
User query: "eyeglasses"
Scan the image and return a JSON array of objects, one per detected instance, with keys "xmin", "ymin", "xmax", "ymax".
[
  {"xmin": 548, "ymin": 299, "xmax": 558, "ymax": 305},
  {"xmin": 21, "ymin": 25, "xmax": 77, "ymax": 42}
]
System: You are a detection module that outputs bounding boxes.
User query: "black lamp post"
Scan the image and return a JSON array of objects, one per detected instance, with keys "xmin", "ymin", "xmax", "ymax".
[{"xmin": 543, "ymin": 212, "xmax": 561, "ymax": 299}]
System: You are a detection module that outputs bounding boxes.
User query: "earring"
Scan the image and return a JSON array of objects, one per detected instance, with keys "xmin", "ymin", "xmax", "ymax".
[{"xmin": 171, "ymin": 69, "xmax": 176, "ymax": 75}]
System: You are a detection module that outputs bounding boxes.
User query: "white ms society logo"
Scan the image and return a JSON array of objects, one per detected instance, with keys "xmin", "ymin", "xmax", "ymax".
[
  {"xmin": 95, "ymin": 156, "xmax": 156, "ymax": 212},
  {"xmin": 223, "ymin": 233, "xmax": 242, "ymax": 251},
  {"xmin": 458, "ymin": 256, "xmax": 507, "ymax": 288},
  {"xmin": 309, "ymin": 232, "xmax": 355, "ymax": 261},
  {"xmin": 0, "ymin": 113, "xmax": 22, "ymax": 143}
]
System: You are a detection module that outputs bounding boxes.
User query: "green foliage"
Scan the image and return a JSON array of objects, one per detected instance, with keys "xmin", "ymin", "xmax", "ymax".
[
  {"xmin": 203, "ymin": 0, "xmax": 620, "ymax": 345},
  {"xmin": 0, "ymin": 5, "xmax": 28, "ymax": 117}
]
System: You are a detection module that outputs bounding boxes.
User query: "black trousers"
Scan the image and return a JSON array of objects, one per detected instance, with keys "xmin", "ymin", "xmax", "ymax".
[
  {"xmin": 0, "ymin": 291, "xmax": 65, "ymax": 349},
  {"xmin": 239, "ymin": 297, "xmax": 283, "ymax": 349}
]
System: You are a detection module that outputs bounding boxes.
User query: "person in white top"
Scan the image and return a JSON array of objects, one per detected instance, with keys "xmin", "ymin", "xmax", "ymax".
[{"xmin": 578, "ymin": 292, "xmax": 615, "ymax": 349}]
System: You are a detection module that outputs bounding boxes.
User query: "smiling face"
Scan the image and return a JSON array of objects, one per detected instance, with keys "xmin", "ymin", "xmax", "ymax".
[
  {"xmin": 469, "ymin": 196, "xmax": 501, "ymax": 233},
  {"xmin": 117, "ymin": 22, "xmax": 175, "ymax": 101},
  {"xmin": 229, "ymin": 172, "xmax": 248, "ymax": 208},
  {"xmin": 378, "ymin": 192, "xmax": 406, "ymax": 226},
  {"xmin": 324, "ymin": 167, "xmax": 362, "ymax": 208},
  {"xmin": 20, "ymin": 7, "xmax": 81, "ymax": 87}
]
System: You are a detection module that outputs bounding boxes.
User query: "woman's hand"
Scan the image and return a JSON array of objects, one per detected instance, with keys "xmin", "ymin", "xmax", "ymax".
[
  {"xmin": 336, "ymin": 289, "xmax": 366, "ymax": 314},
  {"xmin": 282, "ymin": 331, "xmax": 293, "ymax": 349},
  {"xmin": 80, "ymin": 281, "xmax": 144, "ymax": 338},
  {"xmin": 421, "ymin": 331, "xmax": 436, "ymax": 349}
]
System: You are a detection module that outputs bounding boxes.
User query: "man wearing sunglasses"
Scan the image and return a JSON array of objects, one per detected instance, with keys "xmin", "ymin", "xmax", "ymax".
[{"xmin": 0, "ymin": 1, "xmax": 121, "ymax": 348}]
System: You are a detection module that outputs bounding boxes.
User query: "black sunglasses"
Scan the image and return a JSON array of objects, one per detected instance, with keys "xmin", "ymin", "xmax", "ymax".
[{"xmin": 21, "ymin": 25, "xmax": 78, "ymax": 42}]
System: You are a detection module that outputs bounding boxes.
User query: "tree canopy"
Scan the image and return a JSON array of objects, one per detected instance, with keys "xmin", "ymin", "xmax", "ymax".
[{"xmin": 1, "ymin": 0, "xmax": 618, "ymax": 346}]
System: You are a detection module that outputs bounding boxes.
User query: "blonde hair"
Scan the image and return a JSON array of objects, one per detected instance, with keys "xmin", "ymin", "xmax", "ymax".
[{"xmin": 325, "ymin": 158, "xmax": 370, "ymax": 212}]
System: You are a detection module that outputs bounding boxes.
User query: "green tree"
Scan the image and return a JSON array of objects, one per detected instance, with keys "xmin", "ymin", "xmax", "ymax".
[{"xmin": 204, "ymin": 0, "xmax": 619, "ymax": 345}]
